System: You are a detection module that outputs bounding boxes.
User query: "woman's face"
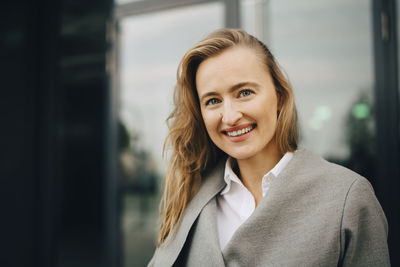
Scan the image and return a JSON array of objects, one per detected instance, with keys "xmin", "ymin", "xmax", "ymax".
[{"xmin": 196, "ymin": 46, "xmax": 279, "ymax": 161}]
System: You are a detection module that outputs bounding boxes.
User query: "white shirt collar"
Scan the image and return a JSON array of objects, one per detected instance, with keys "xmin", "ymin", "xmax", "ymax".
[
  {"xmin": 221, "ymin": 157, "xmax": 240, "ymax": 195},
  {"xmin": 221, "ymin": 152, "xmax": 294, "ymax": 196}
]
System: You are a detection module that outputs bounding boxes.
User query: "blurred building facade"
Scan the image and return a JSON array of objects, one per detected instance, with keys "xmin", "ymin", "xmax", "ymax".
[{"xmin": 2, "ymin": 0, "xmax": 399, "ymax": 266}]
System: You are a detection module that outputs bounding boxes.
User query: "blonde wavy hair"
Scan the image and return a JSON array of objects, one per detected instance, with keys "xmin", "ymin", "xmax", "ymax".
[{"xmin": 158, "ymin": 28, "xmax": 298, "ymax": 246}]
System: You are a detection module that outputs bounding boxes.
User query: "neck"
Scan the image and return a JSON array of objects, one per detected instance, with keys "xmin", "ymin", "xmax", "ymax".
[{"xmin": 236, "ymin": 143, "xmax": 281, "ymax": 206}]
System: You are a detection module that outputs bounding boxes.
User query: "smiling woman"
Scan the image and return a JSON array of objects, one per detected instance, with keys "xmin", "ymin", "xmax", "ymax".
[
  {"xmin": 196, "ymin": 46, "xmax": 282, "ymax": 205},
  {"xmin": 148, "ymin": 29, "xmax": 389, "ymax": 266},
  {"xmin": 196, "ymin": 46, "xmax": 280, "ymax": 162}
]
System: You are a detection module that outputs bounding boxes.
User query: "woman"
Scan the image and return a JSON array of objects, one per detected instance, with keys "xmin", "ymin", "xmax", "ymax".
[{"xmin": 148, "ymin": 29, "xmax": 389, "ymax": 266}]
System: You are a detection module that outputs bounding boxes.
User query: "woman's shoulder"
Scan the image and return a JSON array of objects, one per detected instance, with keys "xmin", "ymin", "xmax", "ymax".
[
  {"xmin": 288, "ymin": 148, "xmax": 370, "ymax": 187},
  {"xmin": 273, "ymin": 148, "xmax": 384, "ymax": 224},
  {"xmin": 275, "ymin": 148, "xmax": 379, "ymax": 209}
]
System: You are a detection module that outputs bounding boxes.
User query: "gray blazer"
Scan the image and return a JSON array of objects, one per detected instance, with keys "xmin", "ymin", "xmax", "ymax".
[{"xmin": 148, "ymin": 149, "xmax": 390, "ymax": 266}]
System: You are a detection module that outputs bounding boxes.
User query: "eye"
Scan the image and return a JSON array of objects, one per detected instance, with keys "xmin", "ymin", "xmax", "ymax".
[
  {"xmin": 205, "ymin": 98, "xmax": 221, "ymax": 106},
  {"xmin": 239, "ymin": 89, "xmax": 253, "ymax": 98}
]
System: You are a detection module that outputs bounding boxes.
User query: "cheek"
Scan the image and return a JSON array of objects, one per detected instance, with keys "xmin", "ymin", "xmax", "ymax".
[
  {"xmin": 201, "ymin": 111, "xmax": 221, "ymax": 138},
  {"xmin": 253, "ymin": 96, "xmax": 278, "ymax": 120},
  {"xmin": 254, "ymin": 106, "xmax": 279, "ymax": 132}
]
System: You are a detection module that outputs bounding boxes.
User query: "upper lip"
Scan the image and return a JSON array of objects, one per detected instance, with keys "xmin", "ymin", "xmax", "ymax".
[{"xmin": 221, "ymin": 123, "xmax": 255, "ymax": 133}]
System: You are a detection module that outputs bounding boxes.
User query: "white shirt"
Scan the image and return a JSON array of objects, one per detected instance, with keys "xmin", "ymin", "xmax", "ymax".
[{"xmin": 216, "ymin": 152, "xmax": 293, "ymax": 250}]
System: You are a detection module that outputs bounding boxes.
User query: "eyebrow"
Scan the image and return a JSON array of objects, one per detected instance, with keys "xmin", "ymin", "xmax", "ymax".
[{"xmin": 199, "ymin": 81, "xmax": 259, "ymax": 103}]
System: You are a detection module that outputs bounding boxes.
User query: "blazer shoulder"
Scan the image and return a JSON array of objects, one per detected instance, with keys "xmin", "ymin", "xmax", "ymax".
[
  {"xmin": 339, "ymin": 175, "xmax": 389, "ymax": 266},
  {"xmin": 290, "ymin": 149, "xmax": 368, "ymax": 188}
]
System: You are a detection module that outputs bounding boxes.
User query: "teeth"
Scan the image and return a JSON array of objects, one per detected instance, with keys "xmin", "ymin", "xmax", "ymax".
[{"xmin": 227, "ymin": 126, "xmax": 253, "ymax": 137}]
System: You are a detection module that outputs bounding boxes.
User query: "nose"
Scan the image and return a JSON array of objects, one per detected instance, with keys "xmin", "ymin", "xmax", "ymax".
[{"xmin": 221, "ymin": 102, "xmax": 242, "ymax": 125}]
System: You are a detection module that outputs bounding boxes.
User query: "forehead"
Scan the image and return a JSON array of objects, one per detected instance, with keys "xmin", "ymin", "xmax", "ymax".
[{"xmin": 195, "ymin": 46, "xmax": 270, "ymax": 92}]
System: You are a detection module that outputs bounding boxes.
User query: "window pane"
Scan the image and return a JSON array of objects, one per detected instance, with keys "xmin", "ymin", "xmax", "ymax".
[
  {"xmin": 241, "ymin": 0, "xmax": 375, "ymax": 179},
  {"xmin": 117, "ymin": 3, "xmax": 224, "ymax": 266}
]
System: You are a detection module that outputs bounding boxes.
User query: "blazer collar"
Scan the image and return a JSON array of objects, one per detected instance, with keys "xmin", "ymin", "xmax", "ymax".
[{"xmin": 154, "ymin": 160, "xmax": 226, "ymax": 266}]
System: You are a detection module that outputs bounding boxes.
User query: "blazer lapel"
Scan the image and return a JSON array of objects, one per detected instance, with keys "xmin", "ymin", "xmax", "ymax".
[
  {"xmin": 221, "ymin": 149, "xmax": 308, "ymax": 265},
  {"xmin": 183, "ymin": 197, "xmax": 225, "ymax": 266},
  {"xmin": 154, "ymin": 160, "xmax": 226, "ymax": 267}
]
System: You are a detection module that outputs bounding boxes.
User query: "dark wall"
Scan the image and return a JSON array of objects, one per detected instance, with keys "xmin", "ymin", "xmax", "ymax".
[
  {"xmin": 1, "ymin": 1, "xmax": 48, "ymax": 266},
  {"xmin": 0, "ymin": 0, "xmax": 113, "ymax": 266}
]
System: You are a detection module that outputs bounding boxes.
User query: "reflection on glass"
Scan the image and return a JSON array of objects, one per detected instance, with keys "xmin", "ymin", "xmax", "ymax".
[
  {"xmin": 115, "ymin": 0, "xmax": 145, "ymax": 5},
  {"xmin": 117, "ymin": 3, "xmax": 224, "ymax": 266},
  {"xmin": 241, "ymin": 0, "xmax": 375, "ymax": 179},
  {"xmin": 240, "ymin": 0, "xmax": 270, "ymax": 42}
]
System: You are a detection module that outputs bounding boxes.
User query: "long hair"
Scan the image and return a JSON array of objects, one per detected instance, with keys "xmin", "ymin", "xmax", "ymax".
[{"xmin": 158, "ymin": 28, "xmax": 298, "ymax": 246}]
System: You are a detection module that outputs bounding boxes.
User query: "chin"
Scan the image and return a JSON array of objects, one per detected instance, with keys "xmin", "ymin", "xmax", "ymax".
[{"xmin": 224, "ymin": 149, "xmax": 257, "ymax": 160}]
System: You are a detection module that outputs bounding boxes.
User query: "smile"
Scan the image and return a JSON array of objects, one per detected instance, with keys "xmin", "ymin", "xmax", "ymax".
[{"xmin": 225, "ymin": 124, "xmax": 255, "ymax": 137}]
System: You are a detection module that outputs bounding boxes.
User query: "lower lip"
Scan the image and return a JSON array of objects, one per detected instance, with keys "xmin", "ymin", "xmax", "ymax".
[{"xmin": 225, "ymin": 128, "xmax": 254, "ymax": 142}]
